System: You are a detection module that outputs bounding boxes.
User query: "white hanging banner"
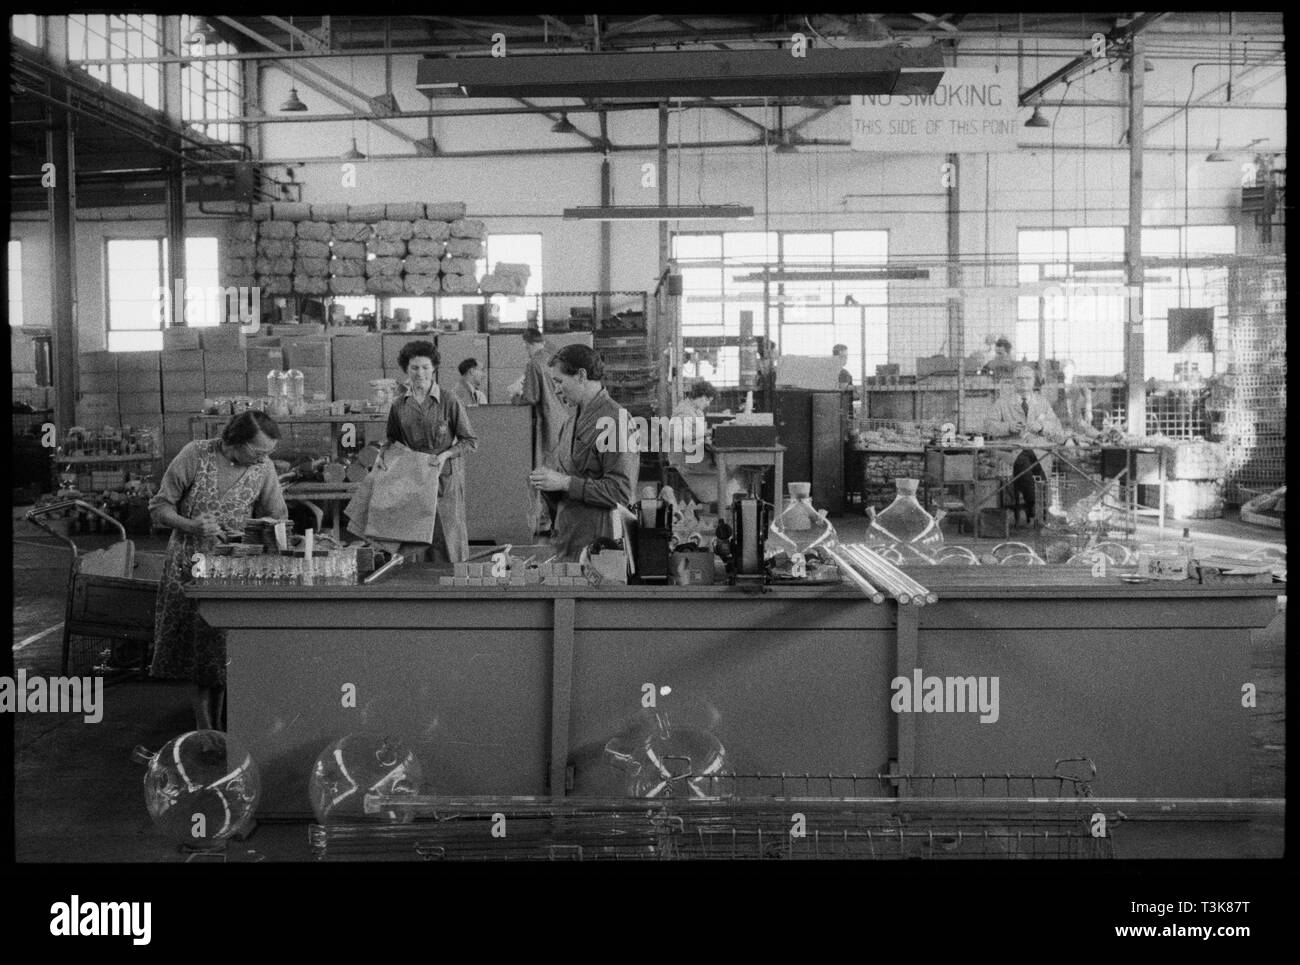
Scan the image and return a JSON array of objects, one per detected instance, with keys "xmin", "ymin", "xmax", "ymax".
[{"xmin": 851, "ymin": 68, "xmax": 1019, "ymax": 153}]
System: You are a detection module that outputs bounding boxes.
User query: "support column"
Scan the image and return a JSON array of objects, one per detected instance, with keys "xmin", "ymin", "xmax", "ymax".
[
  {"xmin": 658, "ymin": 101, "xmax": 673, "ymax": 417},
  {"xmin": 598, "ymin": 112, "xmax": 612, "ymax": 321},
  {"xmin": 946, "ymin": 152, "xmax": 964, "ymax": 430},
  {"xmin": 1125, "ymin": 39, "xmax": 1147, "ymax": 434},
  {"xmin": 44, "ymin": 16, "xmax": 78, "ymax": 431},
  {"xmin": 162, "ymin": 17, "xmax": 186, "ymax": 325}
]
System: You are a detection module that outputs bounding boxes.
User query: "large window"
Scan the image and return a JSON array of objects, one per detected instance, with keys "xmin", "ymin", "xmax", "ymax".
[
  {"xmin": 1017, "ymin": 225, "xmax": 1236, "ymax": 379},
  {"xmin": 672, "ymin": 230, "xmax": 888, "ymax": 386},
  {"xmin": 11, "ymin": 15, "xmax": 40, "ymax": 46},
  {"xmin": 105, "ymin": 237, "xmax": 222, "ymax": 350},
  {"xmin": 180, "ymin": 15, "xmax": 241, "ymax": 144},
  {"xmin": 69, "ymin": 15, "xmax": 163, "ymax": 110},
  {"xmin": 8, "ymin": 240, "xmax": 22, "ymax": 327}
]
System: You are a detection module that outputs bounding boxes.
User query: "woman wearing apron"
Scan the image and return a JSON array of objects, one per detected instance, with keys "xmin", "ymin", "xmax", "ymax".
[
  {"xmin": 385, "ymin": 340, "xmax": 478, "ymax": 562},
  {"xmin": 149, "ymin": 411, "xmax": 287, "ymax": 731}
]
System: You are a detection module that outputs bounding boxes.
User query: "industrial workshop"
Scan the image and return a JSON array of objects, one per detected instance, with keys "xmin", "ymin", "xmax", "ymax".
[{"xmin": 6, "ymin": 12, "xmax": 1287, "ymax": 905}]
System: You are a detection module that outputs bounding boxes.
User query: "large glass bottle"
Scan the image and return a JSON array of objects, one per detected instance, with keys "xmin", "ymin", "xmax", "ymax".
[
  {"xmin": 868, "ymin": 477, "xmax": 944, "ymax": 559},
  {"xmin": 266, "ymin": 369, "xmax": 288, "ymax": 417},
  {"xmin": 768, "ymin": 482, "xmax": 835, "ymax": 558},
  {"xmin": 286, "ymin": 368, "xmax": 305, "ymax": 414}
]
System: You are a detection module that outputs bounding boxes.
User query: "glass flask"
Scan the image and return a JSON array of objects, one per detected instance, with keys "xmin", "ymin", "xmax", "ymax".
[
  {"xmin": 768, "ymin": 482, "xmax": 835, "ymax": 559},
  {"xmin": 604, "ymin": 714, "xmax": 727, "ymax": 800},
  {"xmin": 141, "ymin": 730, "xmax": 261, "ymax": 848},
  {"xmin": 308, "ymin": 733, "xmax": 423, "ymax": 824},
  {"xmin": 267, "ymin": 369, "xmax": 288, "ymax": 417},
  {"xmin": 868, "ymin": 478, "xmax": 944, "ymax": 560},
  {"xmin": 286, "ymin": 368, "xmax": 305, "ymax": 414}
]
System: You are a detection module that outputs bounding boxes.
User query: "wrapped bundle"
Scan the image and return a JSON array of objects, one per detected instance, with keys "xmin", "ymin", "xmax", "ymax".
[
  {"xmin": 441, "ymin": 273, "xmax": 478, "ymax": 294},
  {"xmin": 385, "ymin": 202, "xmax": 425, "ymax": 221},
  {"xmin": 294, "ymin": 257, "xmax": 330, "ymax": 277},
  {"xmin": 331, "ymin": 241, "xmax": 366, "ymax": 260},
  {"xmin": 250, "ymin": 203, "xmax": 273, "ymax": 220},
  {"xmin": 402, "ymin": 255, "xmax": 441, "ymax": 275},
  {"xmin": 373, "ymin": 220, "xmax": 415, "ymax": 241},
  {"xmin": 347, "ymin": 203, "xmax": 386, "ymax": 222},
  {"xmin": 365, "ymin": 256, "xmax": 403, "ymax": 278},
  {"xmin": 449, "ymin": 218, "xmax": 487, "ymax": 239},
  {"xmin": 411, "ymin": 219, "xmax": 451, "ymax": 242},
  {"xmin": 331, "ymin": 222, "xmax": 372, "ymax": 243},
  {"xmin": 425, "ymin": 201, "xmax": 467, "ymax": 221},
  {"xmin": 407, "ymin": 238, "xmax": 446, "ymax": 257},
  {"xmin": 478, "ymin": 273, "xmax": 526, "ymax": 296},
  {"xmin": 403, "ymin": 274, "xmax": 440, "ymax": 295},
  {"xmin": 257, "ymin": 238, "xmax": 294, "ymax": 258},
  {"xmin": 224, "ymin": 257, "xmax": 254, "ymax": 278},
  {"xmin": 329, "ymin": 276, "xmax": 367, "ymax": 295},
  {"xmin": 310, "ymin": 203, "xmax": 350, "ymax": 221},
  {"xmin": 494, "ymin": 262, "xmax": 531, "ymax": 285},
  {"xmin": 367, "ymin": 239, "xmax": 407, "ymax": 257},
  {"xmin": 227, "ymin": 240, "xmax": 256, "ymax": 259},
  {"xmin": 259, "ymin": 275, "xmax": 293, "ymax": 295},
  {"xmin": 295, "ymin": 239, "xmax": 331, "ymax": 259},
  {"xmin": 272, "ymin": 202, "xmax": 312, "ymax": 221},
  {"xmin": 255, "ymin": 256, "xmax": 295, "ymax": 276},
  {"xmin": 229, "ymin": 220, "xmax": 257, "ymax": 242},
  {"xmin": 441, "ymin": 256, "xmax": 479, "ymax": 277},
  {"xmin": 293, "ymin": 275, "xmax": 329, "ymax": 295},
  {"xmin": 328, "ymin": 257, "xmax": 366, "ymax": 278},
  {"xmin": 259, "ymin": 220, "xmax": 297, "ymax": 240},
  {"xmin": 445, "ymin": 237, "xmax": 484, "ymax": 258},
  {"xmin": 295, "ymin": 221, "xmax": 333, "ymax": 242},
  {"xmin": 366, "ymin": 276, "xmax": 404, "ymax": 295},
  {"xmin": 226, "ymin": 274, "xmax": 255, "ymax": 290}
]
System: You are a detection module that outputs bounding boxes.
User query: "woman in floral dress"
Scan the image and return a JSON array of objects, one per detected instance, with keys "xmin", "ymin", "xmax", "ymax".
[{"xmin": 149, "ymin": 411, "xmax": 287, "ymax": 730}]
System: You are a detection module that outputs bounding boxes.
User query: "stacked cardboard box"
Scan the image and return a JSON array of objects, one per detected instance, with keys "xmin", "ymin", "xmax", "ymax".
[
  {"xmin": 331, "ymin": 334, "xmax": 384, "ymax": 402},
  {"xmin": 118, "ymin": 346, "xmax": 163, "ymax": 427},
  {"xmin": 160, "ymin": 350, "xmax": 206, "ymax": 416},
  {"xmin": 246, "ymin": 346, "xmax": 284, "ymax": 396},
  {"xmin": 162, "ymin": 327, "xmax": 203, "ymax": 351},
  {"xmin": 203, "ymin": 351, "xmax": 247, "ymax": 397},
  {"xmin": 200, "ymin": 323, "xmax": 248, "ymax": 354}
]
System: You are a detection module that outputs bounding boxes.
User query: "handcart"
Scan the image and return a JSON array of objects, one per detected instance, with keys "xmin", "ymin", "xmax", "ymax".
[{"xmin": 24, "ymin": 499, "xmax": 160, "ymax": 677}]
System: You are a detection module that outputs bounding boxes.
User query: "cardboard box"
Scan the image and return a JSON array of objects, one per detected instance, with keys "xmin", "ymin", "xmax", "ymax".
[
  {"xmin": 161, "ymin": 367, "xmax": 199, "ymax": 393},
  {"xmin": 79, "ymin": 352, "xmax": 117, "ymax": 374},
  {"xmin": 163, "ymin": 413, "xmax": 194, "ymax": 437},
  {"xmin": 269, "ymin": 322, "xmax": 324, "ymax": 336},
  {"xmin": 247, "ymin": 346, "xmax": 284, "ymax": 374},
  {"xmin": 163, "ymin": 327, "xmax": 203, "ymax": 351},
  {"xmin": 333, "ymin": 366, "xmax": 386, "ymax": 403},
  {"xmin": 161, "ymin": 349, "xmax": 205, "ymax": 372},
  {"xmin": 487, "ymin": 366, "xmax": 526, "ymax": 404},
  {"xmin": 116, "ymin": 365, "xmax": 161, "ymax": 394},
  {"xmin": 488, "ymin": 333, "xmax": 529, "ymax": 369},
  {"xmin": 204, "ymin": 370, "xmax": 248, "ymax": 396},
  {"xmin": 161, "ymin": 391, "xmax": 208, "ymax": 414},
  {"xmin": 203, "ymin": 351, "xmax": 246, "ymax": 373},
  {"xmin": 331, "ymin": 333, "xmax": 383, "ymax": 370},
  {"xmin": 116, "ymin": 351, "xmax": 161, "ymax": 373},
  {"xmin": 117, "ymin": 391, "xmax": 163, "ymax": 415},
  {"xmin": 77, "ymin": 391, "xmax": 118, "ymax": 412},
  {"xmin": 78, "ymin": 369, "xmax": 120, "ymax": 394},
  {"xmin": 285, "ymin": 337, "xmax": 332, "ymax": 370},
  {"xmin": 295, "ymin": 366, "xmax": 332, "ymax": 399},
  {"xmin": 199, "ymin": 324, "xmax": 247, "ymax": 352}
]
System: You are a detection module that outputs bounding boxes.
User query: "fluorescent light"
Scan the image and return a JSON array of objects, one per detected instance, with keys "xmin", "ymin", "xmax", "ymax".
[
  {"xmin": 563, "ymin": 205, "xmax": 754, "ymax": 221},
  {"xmin": 735, "ymin": 268, "xmax": 928, "ymax": 282}
]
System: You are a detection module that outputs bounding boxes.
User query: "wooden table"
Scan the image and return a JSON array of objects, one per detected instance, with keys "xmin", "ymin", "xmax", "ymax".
[
  {"xmin": 283, "ymin": 481, "xmax": 357, "ymax": 541},
  {"xmin": 708, "ymin": 443, "xmax": 785, "ymax": 510}
]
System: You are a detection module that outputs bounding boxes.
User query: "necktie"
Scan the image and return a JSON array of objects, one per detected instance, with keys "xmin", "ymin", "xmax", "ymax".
[{"xmin": 1021, "ymin": 398, "xmax": 1030, "ymax": 419}]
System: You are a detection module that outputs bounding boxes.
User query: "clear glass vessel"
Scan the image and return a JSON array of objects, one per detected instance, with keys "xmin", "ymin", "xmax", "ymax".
[
  {"xmin": 869, "ymin": 478, "xmax": 944, "ymax": 553},
  {"xmin": 768, "ymin": 482, "xmax": 835, "ymax": 558}
]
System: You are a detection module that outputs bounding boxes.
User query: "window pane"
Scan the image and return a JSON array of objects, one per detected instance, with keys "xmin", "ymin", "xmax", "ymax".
[
  {"xmin": 782, "ymin": 233, "xmax": 832, "ymax": 264},
  {"xmin": 672, "ymin": 234, "xmax": 722, "ymax": 261},
  {"xmin": 1019, "ymin": 229, "xmax": 1067, "ymax": 262},
  {"xmin": 722, "ymin": 231, "xmax": 776, "ymax": 264},
  {"xmin": 8, "ymin": 239, "xmax": 23, "ymax": 326},
  {"xmin": 1068, "ymin": 227, "xmax": 1123, "ymax": 262},
  {"xmin": 1185, "ymin": 225, "xmax": 1236, "ymax": 256},
  {"xmin": 181, "ymin": 237, "xmax": 221, "ymax": 326},
  {"xmin": 107, "ymin": 239, "xmax": 163, "ymax": 340},
  {"xmin": 833, "ymin": 230, "xmax": 887, "ymax": 264},
  {"xmin": 1142, "ymin": 228, "xmax": 1182, "ymax": 258}
]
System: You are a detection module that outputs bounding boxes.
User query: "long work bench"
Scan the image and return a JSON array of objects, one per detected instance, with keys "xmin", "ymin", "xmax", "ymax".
[{"xmin": 189, "ymin": 568, "xmax": 1283, "ymax": 818}]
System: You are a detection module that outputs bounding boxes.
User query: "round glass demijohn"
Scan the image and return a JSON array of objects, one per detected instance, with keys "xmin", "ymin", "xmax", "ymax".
[{"xmin": 869, "ymin": 477, "xmax": 944, "ymax": 556}]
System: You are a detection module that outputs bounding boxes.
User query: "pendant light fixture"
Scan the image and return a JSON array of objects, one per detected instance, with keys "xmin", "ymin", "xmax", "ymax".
[
  {"xmin": 1024, "ymin": 106, "xmax": 1050, "ymax": 128},
  {"xmin": 551, "ymin": 113, "xmax": 577, "ymax": 134},
  {"xmin": 341, "ymin": 138, "xmax": 366, "ymax": 161},
  {"xmin": 279, "ymin": 17, "xmax": 308, "ymax": 112},
  {"xmin": 1205, "ymin": 139, "xmax": 1229, "ymax": 162},
  {"xmin": 341, "ymin": 26, "xmax": 365, "ymax": 160}
]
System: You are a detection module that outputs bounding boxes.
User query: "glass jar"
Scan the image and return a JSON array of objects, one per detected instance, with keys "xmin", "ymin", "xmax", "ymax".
[
  {"xmin": 286, "ymin": 369, "xmax": 305, "ymax": 414},
  {"xmin": 267, "ymin": 369, "xmax": 288, "ymax": 417},
  {"xmin": 867, "ymin": 478, "xmax": 944, "ymax": 559},
  {"xmin": 768, "ymin": 483, "xmax": 835, "ymax": 558}
]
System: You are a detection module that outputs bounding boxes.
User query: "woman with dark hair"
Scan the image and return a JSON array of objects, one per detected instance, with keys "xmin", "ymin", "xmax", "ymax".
[
  {"xmin": 385, "ymin": 339, "xmax": 477, "ymax": 561},
  {"xmin": 149, "ymin": 410, "xmax": 288, "ymax": 730},
  {"xmin": 528, "ymin": 344, "xmax": 638, "ymax": 560}
]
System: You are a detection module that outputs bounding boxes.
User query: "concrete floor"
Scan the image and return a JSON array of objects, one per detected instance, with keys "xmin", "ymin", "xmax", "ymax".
[{"xmin": 10, "ymin": 502, "xmax": 1285, "ymax": 862}]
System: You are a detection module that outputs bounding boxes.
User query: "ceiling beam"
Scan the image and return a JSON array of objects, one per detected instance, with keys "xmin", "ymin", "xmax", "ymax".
[
  {"xmin": 911, "ymin": 13, "xmax": 960, "ymax": 33},
  {"xmin": 513, "ymin": 97, "xmax": 608, "ymax": 150},
  {"xmin": 538, "ymin": 15, "xmax": 585, "ymax": 43},
  {"xmin": 1019, "ymin": 12, "xmax": 1172, "ymax": 106},
  {"xmin": 260, "ymin": 15, "xmax": 330, "ymax": 54},
  {"xmin": 1144, "ymin": 52, "xmax": 1285, "ymax": 136},
  {"xmin": 600, "ymin": 16, "xmax": 664, "ymax": 40},
  {"xmin": 215, "ymin": 16, "xmax": 418, "ymax": 146},
  {"xmin": 786, "ymin": 103, "xmax": 841, "ymax": 134}
]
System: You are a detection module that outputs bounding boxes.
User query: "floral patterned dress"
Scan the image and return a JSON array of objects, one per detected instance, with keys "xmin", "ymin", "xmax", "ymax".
[{"xmin": 149, "ymin": 439, "xmax": 285, "ymax": 687}]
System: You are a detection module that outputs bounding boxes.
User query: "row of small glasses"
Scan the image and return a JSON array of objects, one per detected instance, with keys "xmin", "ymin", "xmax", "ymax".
[{"xmin": 203, "ymin": 549, "xmax": 358, "ymax": 585}]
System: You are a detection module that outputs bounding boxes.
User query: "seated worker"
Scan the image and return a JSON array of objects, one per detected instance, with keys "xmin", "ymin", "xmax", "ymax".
[
  {"xmin": 528, "ymin": 345, "xmax": 638, "ymax": 561},
  {"xmin": 985, "ymin": 363, "xmax": 1066, "ymax": 526},
  {"xmin": 981, "ymin": 336, "xmax": 1017, "ymax": 381},
  {"xmin": 453, "ymin": 357, "xmax": 487, "ymax": 407},
  {"xmin": 667, "ymin": 381, "xmax": 746, "ymax": 510}
]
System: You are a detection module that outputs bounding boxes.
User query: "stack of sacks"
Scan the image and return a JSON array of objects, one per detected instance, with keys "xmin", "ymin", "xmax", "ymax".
[
  {"xmin": 367, "ymin": 239, "xmax": 407, "ymax": 258},
  {"xmin": 449, "ymin": 218, "xmax": 487, "ymax": 240},
  {"xmin": 225, "ymin": 221, "xmax": 257, "ymax": 286},
  {"xmin": 250, "ymin": 203, "xmax": 273, "ymax": 220},
  {"xmin": 366, "ymin": 249, "xmax": 404, "ymax": 294},
  {"xmin": 407, "ymin": 236, "xmax": 446, "ymax": 259},
  {"xmin": 445, "ymin": 237, "xmax": 484, "ymax": 259},
  {"xmin": 331, "ymin": 222, "xmax": 371, "ymax": 243},
  {"xmin": 293, "ymin": 221, "xmax": 332, "ymax": 294},
  {"xmin": 402, "ymin": 252, "xmax": 441, "ymax": 294},
  {"xmin": 329, "ymin": 229, "xmax": 366, "ymax": 294},
  {"xmin": 373, "ymin": 220, "xmax": 414, "ymax": 242},
  {"xmin": 479, "ymin": 262, "xmax": 530, "ymax": 295},
  {"xmin": 273, "ymin": 202, "xmax": 312, "ymax": 221},
  {"xmin": 310, "ymin": 203, "xmax": 350, "ymax": 222},
  {"xmin": 412, "ymin": 218, "xmax": 450, "ymax": 242},
  {"xmin": 440, "ymin": 255, "xmax": 480, "ymax": 294},
  {"xmin": 385, "ymin": 203, "xmax": 425, "ymax": 221},
  {"xmin": 255, "ymin": 220, "xmax": 296, "ymax": 295},
  {"xmin": 347, "ymin": 203, "xmax": 386, "ymax": 222},
  {"xmin": 403, "ymin": 273, "xmax": 440, "ymax": 295}
]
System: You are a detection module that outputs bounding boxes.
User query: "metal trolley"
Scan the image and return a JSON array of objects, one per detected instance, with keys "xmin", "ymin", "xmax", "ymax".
[
  {"xmin": 308, "ymin": 758, "xmax": 1114, "ymax": 861},
  {"xmin": 24, "ymin": 499, "xmax": 160, "ymax": 677}
]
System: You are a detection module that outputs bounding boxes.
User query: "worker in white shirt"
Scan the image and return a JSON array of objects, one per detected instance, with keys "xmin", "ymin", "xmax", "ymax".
[{"xmin": 986, "ymin": 364, "xmax": 1066, "ymax": 526}]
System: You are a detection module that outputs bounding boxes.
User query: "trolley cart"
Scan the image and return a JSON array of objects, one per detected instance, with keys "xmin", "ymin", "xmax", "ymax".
[{"xmin": 25, "ymin": 499, "xmax": 159, "ymax": 678}]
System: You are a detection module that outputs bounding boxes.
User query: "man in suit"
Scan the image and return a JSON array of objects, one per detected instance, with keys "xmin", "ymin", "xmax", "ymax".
[
  {"xmin": 453, "ymin": 357, "xmax": 487, "ymax": 407},
  {"xmin": 986, "ymin": 364, "xmax": 1065, "ymax": 525}
]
